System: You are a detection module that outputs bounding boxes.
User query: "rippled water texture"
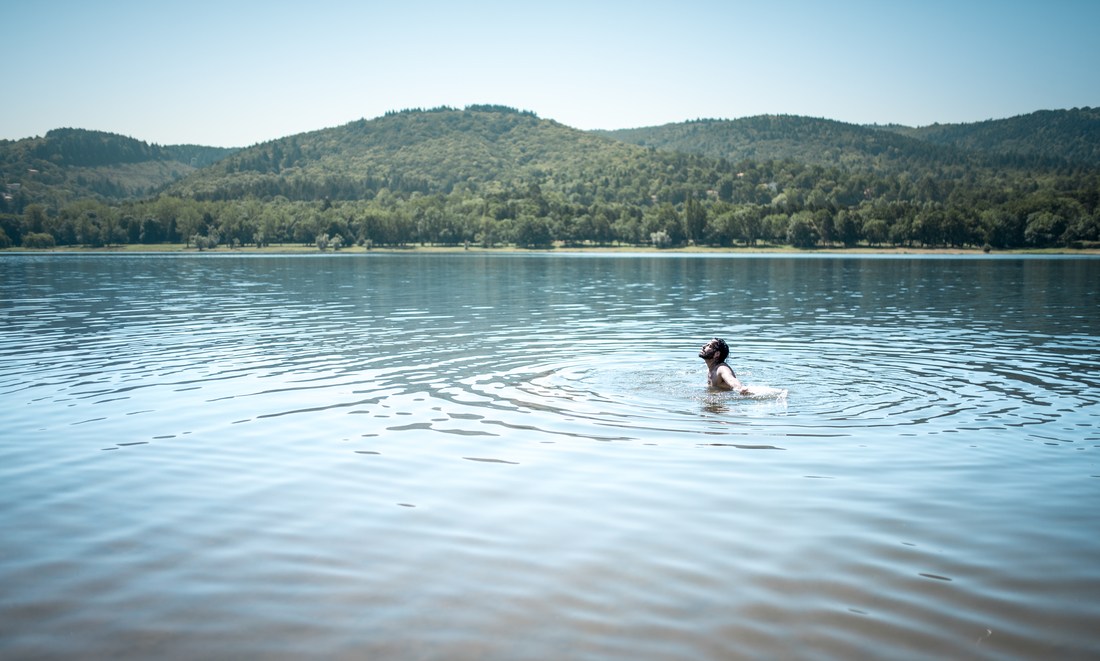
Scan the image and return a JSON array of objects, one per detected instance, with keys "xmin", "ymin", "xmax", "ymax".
[{"xmin": 2, "ymin": 253, "xmax": 1099, "ymax": 660}]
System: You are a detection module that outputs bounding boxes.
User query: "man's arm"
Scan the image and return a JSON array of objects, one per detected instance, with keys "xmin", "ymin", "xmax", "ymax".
[{"xmin": 717, "ymin": 365, "xmax": 749, "ymax": 395}]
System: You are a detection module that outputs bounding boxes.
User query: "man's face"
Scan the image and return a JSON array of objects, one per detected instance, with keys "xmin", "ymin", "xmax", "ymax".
[{"xmin": 699, "ymin": 340, "xmax": 720, "ymax": 360}]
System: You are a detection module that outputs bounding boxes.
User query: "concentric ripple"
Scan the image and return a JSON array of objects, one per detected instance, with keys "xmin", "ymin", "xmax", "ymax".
[{"xmin": 1, "ymin": 254, "xmax": 1095, "ymax": 450}]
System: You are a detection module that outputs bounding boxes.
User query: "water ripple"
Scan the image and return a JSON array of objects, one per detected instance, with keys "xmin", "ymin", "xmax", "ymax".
[{"xmin": 1, "ymin": 254, "xmax": 1098, "ymax": 661}]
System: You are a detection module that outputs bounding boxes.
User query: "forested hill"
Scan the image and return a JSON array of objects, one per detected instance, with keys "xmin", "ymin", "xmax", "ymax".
[
  {"xmin": 2, "ymin": 106, "xmax": 1098, "ymax": 251},
  {"xmin": 595, "ymin": 116, "xmax": 955, "ymax": 171},
  {"xmin": 168, "ymin": 105, "xmax": 692, "ymax": 202},
  {"xmin": 0, "ymin": 128, "xmax": 237, "ymax": 204},
  {"xmin": 878, "ymin": 108, "xmax": 1100, "ymax": 167},
  {"xmin": 596, "ymin": 108, "xmax": 1100, "ymax": 171}
]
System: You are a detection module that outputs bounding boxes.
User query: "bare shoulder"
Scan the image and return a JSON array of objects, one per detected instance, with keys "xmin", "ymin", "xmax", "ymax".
[
  {"xmin": 717, "ymin": 363, "xmax": 747, "ymax": 393},
  {"xmin": 707, "ymin": 363, "xmax": 735, "ymax": 388},
  {"xmin": 715, "ymin": 363, "xmax": 737, "ymax": 382}
]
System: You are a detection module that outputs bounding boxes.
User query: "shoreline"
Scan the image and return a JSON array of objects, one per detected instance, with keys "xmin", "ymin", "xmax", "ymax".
[{"xmin": 4, "ymin": 244, "xmax": 1099, "ymax": 256}]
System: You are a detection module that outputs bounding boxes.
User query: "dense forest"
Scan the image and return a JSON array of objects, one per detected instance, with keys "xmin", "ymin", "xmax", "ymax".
[
  {"xmin": 596, "ymin": 108, "xmax": 1100, "ymax": 171},
  {"xmin": 2, "ymin": 105, "xmax": 1098, "ymax": 251},
  {"xmin": 0, "ymin": 128, "xmax": 237, "ymax": 208}
]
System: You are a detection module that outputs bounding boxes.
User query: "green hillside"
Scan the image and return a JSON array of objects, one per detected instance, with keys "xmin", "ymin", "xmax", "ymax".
[
  {"xmin": 170, "ymin": 105, "xmax": 714, "ymax": 204},
  {"xmin": 595, "ymin": 115, "xmax": 963, "ymax": 171},
  {"xmin": 2, "ymin": 106, "xmax": 1098, "ymax": 251},
  {"xmin": 0, "ymin": 128, "xmax": 237, "ymax": 208},
  {"xmin": 878, "ymin": 108, "xmax": 1100, "ymax": 166},
  {"xmin": 598, "ymin": 109, "xmax": 1100, "ymax": 171}
]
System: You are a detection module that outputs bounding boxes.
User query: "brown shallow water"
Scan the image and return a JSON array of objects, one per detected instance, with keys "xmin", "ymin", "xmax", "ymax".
[{"xmin": 1, "ymin": 253, "xmax": 1098, "ymax": 660}]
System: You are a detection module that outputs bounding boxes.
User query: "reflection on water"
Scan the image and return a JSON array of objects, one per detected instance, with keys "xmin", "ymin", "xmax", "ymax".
[{"xmin": 1, "ymin": 253, "xmax": 1099, "ymax": 660}]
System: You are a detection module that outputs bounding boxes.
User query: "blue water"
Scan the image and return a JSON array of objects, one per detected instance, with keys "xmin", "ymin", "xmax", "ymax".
[{"xmin": 1, "ymin": 253, "xmax": 1098, "ymax": 659}]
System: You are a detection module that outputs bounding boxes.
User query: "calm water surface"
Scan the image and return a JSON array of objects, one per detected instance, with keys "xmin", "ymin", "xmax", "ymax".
[{"xmin": 1, "ymin": 253, "xmax": 1098, "ymax": 660}]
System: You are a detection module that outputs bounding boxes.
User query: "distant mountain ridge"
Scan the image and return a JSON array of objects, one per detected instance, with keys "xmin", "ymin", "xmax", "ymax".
[
  {"xmin": 33, "ymin": 128, "xmax": 233, "ymax": 169},
  {"xmin": 595, "ymin": 115, "xmax": 944, "ymax": 171},
  {"xmin": 0, "ymin": 128, "xmax": 238, "ymax": 206},
  {"xmin": 168, "ymin": 105, "xmax": 668, "ymax": 202},
  {"xmin": 877, "ymin": 108, "xmax": 1100, "ymax": 166},
  {"xmin": 4, "ymin": 107, "xmax": 1097, "ymax": 210},
  {"xmin": 594, "ymin": 108, "xmax": 1100, "ymax": 170}
]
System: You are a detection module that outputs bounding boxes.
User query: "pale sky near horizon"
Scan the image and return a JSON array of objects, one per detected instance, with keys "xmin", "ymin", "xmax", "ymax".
[{"xmin": 4, "ymin": 0, "xmax": 1098, "ymax": 147}]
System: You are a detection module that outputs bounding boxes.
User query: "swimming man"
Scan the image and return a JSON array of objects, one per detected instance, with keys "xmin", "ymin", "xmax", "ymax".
[{"xmin": 699, "ymin": 338, "xmax": 749, "ymax": 394}]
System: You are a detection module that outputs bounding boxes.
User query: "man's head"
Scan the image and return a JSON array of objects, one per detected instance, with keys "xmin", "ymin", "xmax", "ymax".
[{"xmin": 699, "ymin": 337, "xmax": 729, "ymax": 362}]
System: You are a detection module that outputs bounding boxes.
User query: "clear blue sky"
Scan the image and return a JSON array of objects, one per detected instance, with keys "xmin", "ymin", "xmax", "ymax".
[{"xmin": 4, "ymin": 0, "xmax": 1098, "ymax": 147}]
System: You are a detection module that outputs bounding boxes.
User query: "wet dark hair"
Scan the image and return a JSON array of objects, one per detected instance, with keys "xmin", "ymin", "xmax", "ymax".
[{"xmin": 710, "ymin": 337, "xmax": 730, "ymax": 362}]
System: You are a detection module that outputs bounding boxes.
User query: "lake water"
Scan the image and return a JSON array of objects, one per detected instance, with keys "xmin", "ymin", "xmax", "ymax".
[{"xmin": 1, "ymin": 252, "xmax": 1098, "ymax": 660}]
